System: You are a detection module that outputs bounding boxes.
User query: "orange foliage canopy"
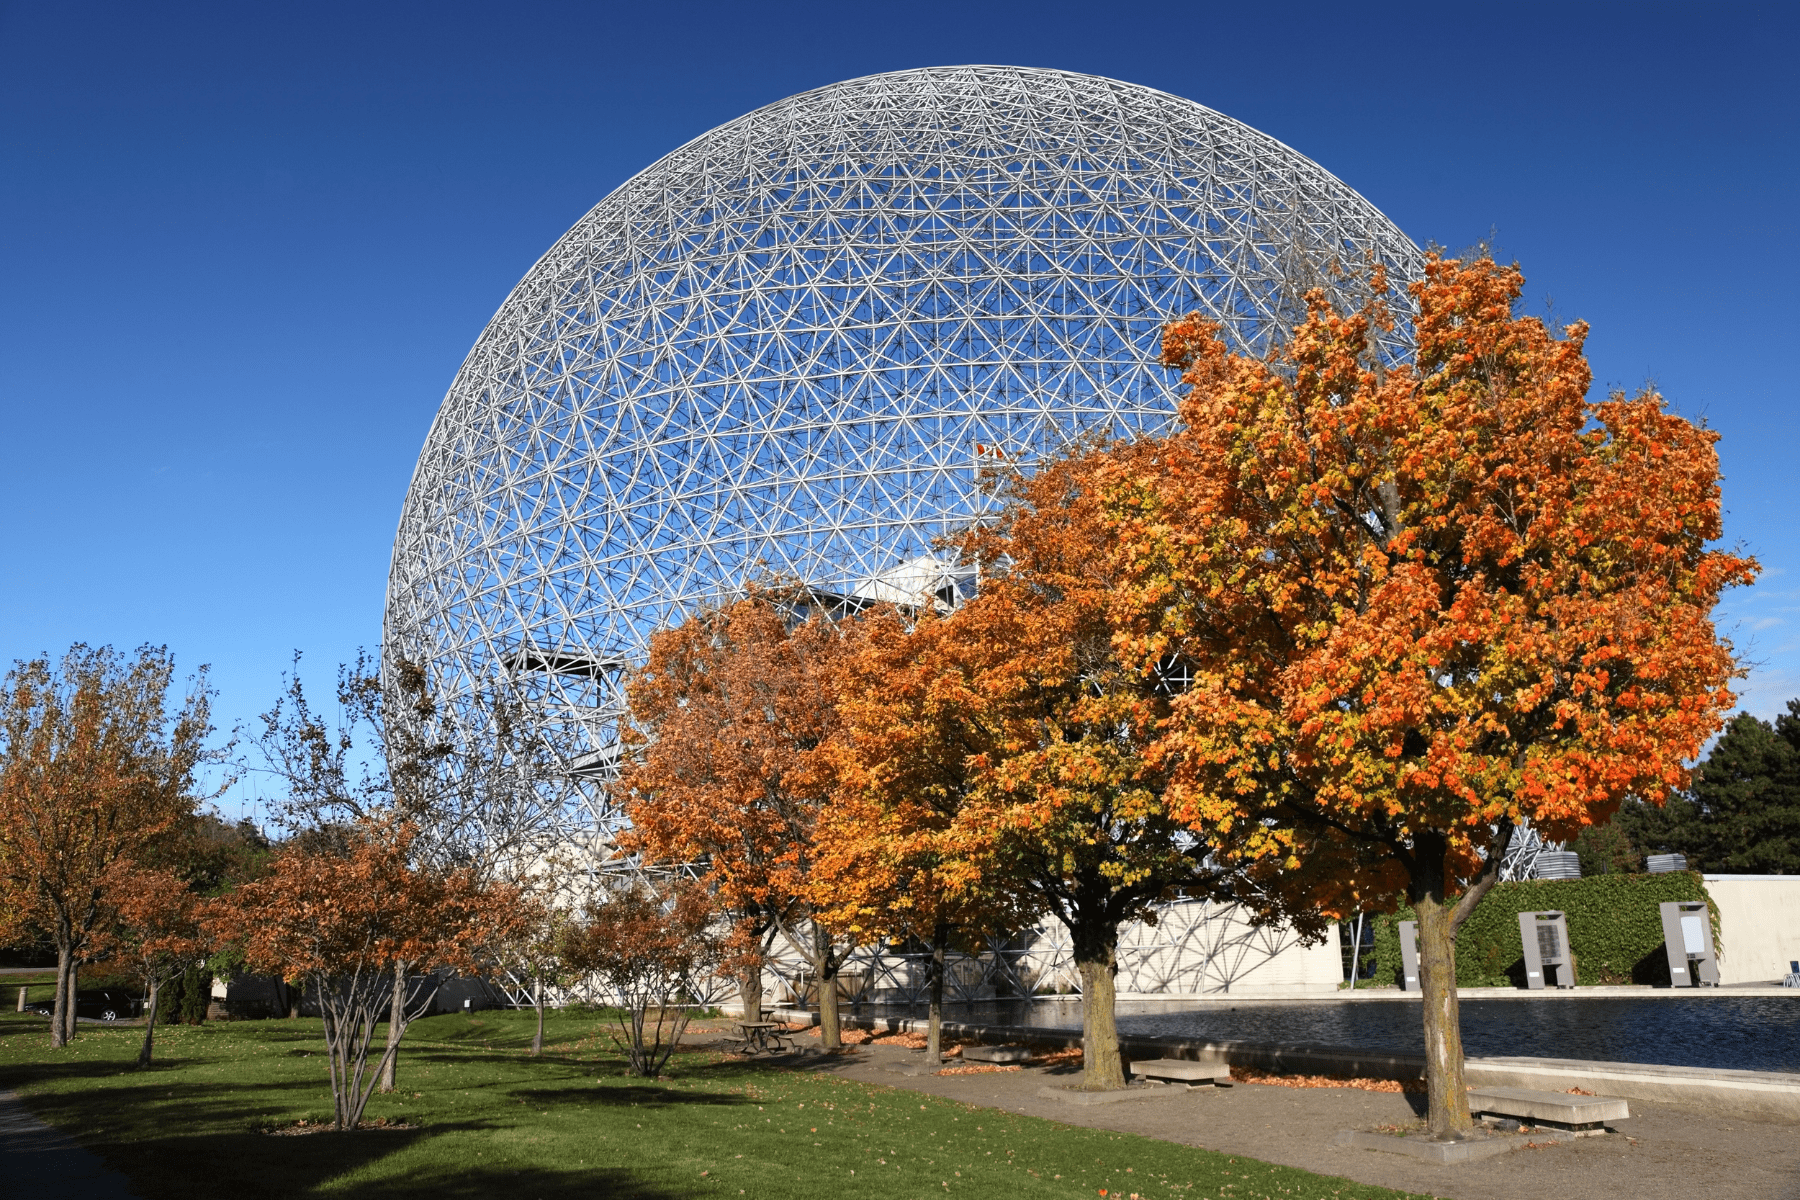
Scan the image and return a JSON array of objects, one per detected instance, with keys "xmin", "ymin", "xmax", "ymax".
[
  {"xmin": 220, "ymin": 821, "xmax": 515, "ymax": 986},
  {"xmin": 621, "ymin": 591, "xmax": 851, "ymax": 1030},
  {"xmin": 827, "ymin": 450, "xmax": 1251, "ymax": 1088},
  {"xmin": 1104, "ymin": 256, "xmax": 1755, "ymax": 911},
  {"xmin": 813, "ymin": 607, "xmax": 1029, "ymax": 947}
]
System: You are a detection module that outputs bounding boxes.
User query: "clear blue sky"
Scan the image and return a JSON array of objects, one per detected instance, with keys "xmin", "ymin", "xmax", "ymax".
[{"xmin": 3, "ymin": 2, "xmax": 1796, "ymax": 818}]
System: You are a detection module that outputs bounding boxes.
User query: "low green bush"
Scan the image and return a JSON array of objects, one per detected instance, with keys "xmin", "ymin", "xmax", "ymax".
[{"xmin": 1365, "ymin": 871, "xmax": 1717, "ymax": 987}]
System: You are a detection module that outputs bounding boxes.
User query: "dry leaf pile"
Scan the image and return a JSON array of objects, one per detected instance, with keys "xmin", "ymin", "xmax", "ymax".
[{"xmin": 1230, "ymin": 1066, "xmax": 1425, "ymax": 1094}]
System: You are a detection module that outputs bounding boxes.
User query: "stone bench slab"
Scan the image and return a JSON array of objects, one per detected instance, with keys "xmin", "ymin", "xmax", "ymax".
[
  {"xmin": 963, "ymin": 1044, "xmax": 1032, "ymax": 1064},
  {"xmin": 1129, "ymin": 1057, "xmax": 1232, "ymax": 1083},
  {"xmin": 1468, "ymin": 1086, "xmax": 1629, "ymax": 1125}
]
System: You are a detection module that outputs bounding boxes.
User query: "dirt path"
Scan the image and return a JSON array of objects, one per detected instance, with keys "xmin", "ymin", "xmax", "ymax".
[{"xmin": 735, "ymin": 1038, "xmax": 1800, "ymax": 1200}]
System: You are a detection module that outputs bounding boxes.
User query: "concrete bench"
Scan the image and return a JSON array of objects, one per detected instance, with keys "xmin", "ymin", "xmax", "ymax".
[
  {"xmin": 962, "ymin": 1044, "xmax": 1032, "ymax": 1064},
  {"xmin": 1469, "ymin": 1086, "xmax": 1629, "ymax": 1134},
  {"xmin": 1129, "ymin": 1057, "xmax": 1232, "ymax": 1086}
]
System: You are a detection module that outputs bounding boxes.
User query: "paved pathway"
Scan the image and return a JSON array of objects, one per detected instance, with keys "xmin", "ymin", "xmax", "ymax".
[
  {"xmin": 741, "ymin": 1036, "xmax": 1800, "ymax": 1200},
  {"xmin": 0, "ymin": 1090, "xmax": 139, "ymax": 1198}
]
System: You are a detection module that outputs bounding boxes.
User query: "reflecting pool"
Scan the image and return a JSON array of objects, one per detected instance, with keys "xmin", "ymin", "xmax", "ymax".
[{"xmin": 868, "ymin": 995, "xmax": 1800, "ymax": 1073}]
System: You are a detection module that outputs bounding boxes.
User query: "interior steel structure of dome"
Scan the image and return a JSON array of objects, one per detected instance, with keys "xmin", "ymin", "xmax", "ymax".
[{"xmin": 384, "ymin": 64, "xmax": 1424, "ymax": 854}]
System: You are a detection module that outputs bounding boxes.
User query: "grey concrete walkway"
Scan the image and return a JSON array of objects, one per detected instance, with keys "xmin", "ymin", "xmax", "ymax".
[
  {"xmin": 763, "ymin": 1039, "xmax": 1800, "ymax": 1200},
  {"xmin": 0, "ymin": 1090, "xmax": 139, "ymax": 1198}
]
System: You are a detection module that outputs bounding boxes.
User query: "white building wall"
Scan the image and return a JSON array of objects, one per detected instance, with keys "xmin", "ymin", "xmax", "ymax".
[
  {"xmin": 1705, "ymin": 875, "xmax": 1800, "ymax": 984},
  {"xmin": 757, "ymin": 898, "xmax": 1341, "ymax": 1006}
]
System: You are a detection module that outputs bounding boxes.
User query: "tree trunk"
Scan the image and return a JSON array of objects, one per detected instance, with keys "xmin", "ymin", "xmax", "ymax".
[
  {"xmin": 813, "ymin": 922, "xmax": 841, "ymax": 1050},
  {"xmin": 1411, "ymin": 835, "xmax": 1474, "ymax": 1139},
  {"xmin": 137, "ymin": 976, "xmax": 162, "ymax": 1067},
  {"xmin": 63, "ymin": 960, "xmax": 80, "ymax": 1045},
  {"xmin": 1074, "ymin": 923, "xmax": 1124, "ymax": 1091},
  {"xmin": 925, "ymin": 922, "xmax": 948, "ymax": 1065},
  {"xmin": 738, "ymin": 966, "xmax": 763, "ymax": 1023},
  {"xmin": 379, "ymin": 961, "xmax": 405, "ymax": 1092},
  {"xmin": 531, "ymin": 975, "xmax": 545, "ymax": 1056},
  {"xmin": 50, "ymin": 943, "xmax": 73, "ymax": 1049}
]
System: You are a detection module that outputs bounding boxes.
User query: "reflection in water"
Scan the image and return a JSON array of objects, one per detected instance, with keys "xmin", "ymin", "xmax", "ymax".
[{"xmin": 861, "ymin": 996, "xmax": 1800, "ymax": 1073}]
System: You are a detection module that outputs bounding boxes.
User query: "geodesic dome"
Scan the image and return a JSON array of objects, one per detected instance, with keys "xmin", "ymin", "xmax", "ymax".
[{"xmin": 384, "ymin": 65, "xmax": 1421, "ymax": 835}]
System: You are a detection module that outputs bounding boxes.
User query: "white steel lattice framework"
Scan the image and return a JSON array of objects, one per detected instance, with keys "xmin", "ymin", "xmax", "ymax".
[{"xmin": 384, "ymin": 65, "xmax": 1425, "ymax": 862}]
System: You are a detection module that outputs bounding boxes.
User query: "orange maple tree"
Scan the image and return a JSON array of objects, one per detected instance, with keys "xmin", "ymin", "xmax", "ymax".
[
  {"xmin": 1103, "ymin": 256, "xmax": 1755, "ymax": 1134},
  {"xmin": 0, "ymin": 644, "xmax": 221, "ymax": 1048},
  {"xmin": 621, "ymin": 590, "xmax": 855, "ymax": 1045},
  {"xmin": 814, "ymin": 607, "xmax": 1031, "ymax": 1064},
  {"xmin": 888, "ymin": 450, "xmax": 1261, "ymax": 1091},
  {"xmin": 216, "ymin": 819, "xmax": 523, "ymax": 1131}
]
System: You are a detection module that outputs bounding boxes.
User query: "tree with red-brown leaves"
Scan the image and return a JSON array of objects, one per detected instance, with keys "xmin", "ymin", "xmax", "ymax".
[
  {"xmin": 107, "ymin": 860, "xmax": 208, "ymax": 1066},
  {"xmin": 620, "ymin": 589, "xmax": 856, "ymax": 1045},
  {"xmin": 214, "ymin": 819, "xmax": 524, "ymax": 1131},
  {"xmin": 561, "ymin": 881, "xmax": 722, "ymax": 1077}
]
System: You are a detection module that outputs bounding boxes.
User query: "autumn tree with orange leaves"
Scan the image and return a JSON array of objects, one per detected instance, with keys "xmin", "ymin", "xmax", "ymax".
[
  {"xmin": 814, "ymin": 608, "xmax": 1031, "ymax": 1065},
  {"xmin": 886, "ymin": 450, "xmax": 1270, "ymax": 1091},
  {"xmin": 216, "ymin": 819, "xmax": 523, "ymax": 1131},
  {"xmin": 621, "ymin": 591, "xmax": 855, "ymax": 1046},
  {"xmin": 1103, "ymin": 256, "xmax": 1755, "ymax": 1136},
  {"xmin": 0, "ymin": 645, "xmax": 223, "ymax": 1048}
]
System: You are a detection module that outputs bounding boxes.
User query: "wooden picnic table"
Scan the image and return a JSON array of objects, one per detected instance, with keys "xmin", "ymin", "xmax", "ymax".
[{"xmin": 732, "ymin": 1020, "xmax": 799, "ymax": 1055}]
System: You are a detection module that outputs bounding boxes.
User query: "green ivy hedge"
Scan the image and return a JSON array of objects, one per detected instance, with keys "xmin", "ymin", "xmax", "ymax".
[{"xmin": 1362, "ymin": 872, "xmax": 1718, "ymax": 988}]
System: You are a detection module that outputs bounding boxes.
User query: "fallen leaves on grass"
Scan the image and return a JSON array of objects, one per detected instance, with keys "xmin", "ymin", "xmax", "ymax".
[
  {"xmin": 262, "ymin": 1117, "xmax": 416, "ymax": 1136},
  {"xmin": 1231, "ymin": 1067, "xmax": 1426, "ymax": 1094}
]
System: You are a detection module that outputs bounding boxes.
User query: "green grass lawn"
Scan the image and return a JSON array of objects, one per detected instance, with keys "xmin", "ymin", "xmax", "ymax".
[{"xmin": 0, "ymin": 1007, "xmax": 1427, "ymax": 1200}]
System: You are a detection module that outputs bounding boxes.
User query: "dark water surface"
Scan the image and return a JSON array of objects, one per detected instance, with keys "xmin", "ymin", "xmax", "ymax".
[{"xmin": 873, "ymin": 995, "xmax": 1800, "ymax": 1074}]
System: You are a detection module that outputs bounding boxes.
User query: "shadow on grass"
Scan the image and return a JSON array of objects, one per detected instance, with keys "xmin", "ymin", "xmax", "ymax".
[
  {"xmin": 74, "ymin": 1124, "xmax": 680, "ymax": 1200},
  {"xmin": 511, "ymin": 1080, "xmax": 751, "ymax": 1110},
  {"xmin": 14, "ymin": 1074, "xmax": 690, "ymax": 1200}
]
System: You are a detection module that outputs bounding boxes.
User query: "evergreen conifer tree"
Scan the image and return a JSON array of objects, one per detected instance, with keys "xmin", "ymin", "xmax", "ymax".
[{"xmin": 1621, "ymin": 703, "xmax": 1800, "ymax": 874}]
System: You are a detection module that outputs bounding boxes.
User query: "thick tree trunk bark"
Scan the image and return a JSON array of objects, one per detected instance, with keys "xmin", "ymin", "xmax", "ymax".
[
  {"xmin": 137, "ymin": 977, "xmax": 161, "ymax": 1067},
  {"xmin": 925, "ymin": 922, "xmax": 949, "ymax": 1066},
  {"xmin": 813, "ymin": 922, "xmax": 841, "ymax": 1050},
  {"xmin": 1411, "ymin": 834, "xmax": 1473, "ymax": 1139},
  {"xmin": 379, "ymin": 961, "xmax": 405, "ymax": 1092},
  {"xmin": 1075, "ymin": 923, "xmax": 1125, "ymax": 1091},
  {"xmin": 738, "ymin": 967, "xmax": 763, "ymax": 1024},
  {"xmin": 531, "ymin": 975, "xmax": 545, "ymax": 1056},
  {"xmin": 50, "ymin": 944, "xmax": 73, "ymax": 1049}
]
